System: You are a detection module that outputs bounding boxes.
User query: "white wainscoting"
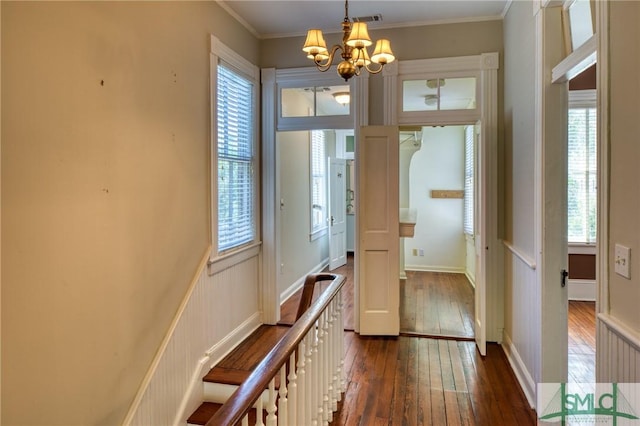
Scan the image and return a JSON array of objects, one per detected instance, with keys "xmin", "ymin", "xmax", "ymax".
[
  {"xmin": 502, "ymin": 242, "xmax": 539, "ymax": 408},
  {"xmin": 124, "ymin": 248, "xmax": 262, "ymax": 426},
  {"xmin": 597, "ymin": 313, "xmax": 640, "ymax": 383}
]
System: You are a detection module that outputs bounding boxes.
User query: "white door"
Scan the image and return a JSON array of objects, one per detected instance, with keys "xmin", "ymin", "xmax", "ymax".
[
  {"xmin": 328, "ymin": 157, "xmax": 347, "ymax": 270},
  {"xmin": 357, "ymin": 126, "xmax": 399, "ymax": 336},
  {"xmin": 474, "ymin": 121, "xmax": 487, "ymax": 356}
]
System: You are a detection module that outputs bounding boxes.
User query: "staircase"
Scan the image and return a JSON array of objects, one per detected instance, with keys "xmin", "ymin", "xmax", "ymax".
[
  {"xmin": 187, "ymin": 325, "xmax": 290, "ymax": 425},
  {"xmin": 186, "ymin": 273, "xmax": 346, "ymax": 426}
]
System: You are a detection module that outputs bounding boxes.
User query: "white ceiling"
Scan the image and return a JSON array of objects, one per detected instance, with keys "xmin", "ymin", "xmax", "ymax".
[{"xmin": 218, "ymin": 0, "xmax": 510, "ymax": 39}]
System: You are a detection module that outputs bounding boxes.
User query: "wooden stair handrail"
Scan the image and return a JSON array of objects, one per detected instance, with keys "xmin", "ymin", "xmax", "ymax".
[{"xmin": 205, "ymin": 273, "xmax": 345, "ymax": 426}]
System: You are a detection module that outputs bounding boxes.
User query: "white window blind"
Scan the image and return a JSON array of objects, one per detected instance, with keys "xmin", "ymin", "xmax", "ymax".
[
  {"xmin": 310, "ymin": 130, "xmax": 327, "ymax": 235},
  {"xmin": 463, "ymin": 125, "xmax": 475, "ymax": 235},
  {"xmin": 568, "ymin": 107, "xmax": 597, "ymax": 244},
  {"xmin": 217, "ymin": 63, "xmax": 256, "ymax": 252}
]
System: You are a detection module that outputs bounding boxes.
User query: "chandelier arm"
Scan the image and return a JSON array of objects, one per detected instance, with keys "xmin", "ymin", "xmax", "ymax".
[
  {"xmin": 314, "ymin": 45, "xmax": 343, "ymax": 72},
  {"xmin": 362, "ymin": 61, "xmax": 386, "ymax": 75}
]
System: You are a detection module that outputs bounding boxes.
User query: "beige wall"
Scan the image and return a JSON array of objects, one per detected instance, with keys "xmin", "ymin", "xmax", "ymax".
[
  {"xmin": 277, "ymin": 131, "xmax": 331, "ymax": 298},
  {"xmin": 501, "ymin": 0, "xmax": 540, "ymax": 400},
  {"xmin": 1, "ymin": 2, "xmax": 258, "ymax": 425},
  {"xmin": 260, "ymin": 20, "xmax": 504, "ymax": 125},
  {"xmin": 503, "ymin": 1, "xmax": 536, "ymax": 255},
  {"xmin": 607, "ymin": 1, "xmax": 640, "ymax": 330},
  {"xmin": 405, "ymin": 126, "xmax": 466, "ymax": 272}
]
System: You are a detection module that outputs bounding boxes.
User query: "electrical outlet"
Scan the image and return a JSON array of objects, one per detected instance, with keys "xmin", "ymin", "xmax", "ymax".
[
  {"xmin": 412, "ymin": 248, "xmax": 418, "ymax": 256},
  {"xmin": 419, "ymin": 248, "xmax": 424, "ymax": 257},
  {"xmin": 615, "ymin": 244, "xmax": 631, "ymax": 279}
]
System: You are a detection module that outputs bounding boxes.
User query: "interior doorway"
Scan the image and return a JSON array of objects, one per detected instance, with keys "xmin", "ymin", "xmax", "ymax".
[
  {"xmin": 399, "ymin": 125, "xmax": 477, "ymax": 340},
  {"xmin": 566, "ymin": 65, "xmax": 597, "ymax": 383}
]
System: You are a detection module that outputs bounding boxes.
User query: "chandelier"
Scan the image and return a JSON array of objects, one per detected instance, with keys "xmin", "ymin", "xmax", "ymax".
[{"xmin": 302, "ymin": 0, "xmax": 395, "ymax": 82}]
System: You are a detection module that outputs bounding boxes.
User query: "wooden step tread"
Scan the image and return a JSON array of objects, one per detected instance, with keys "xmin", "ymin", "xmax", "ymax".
[
  {"xmin": 204, "ymin": 324, "xmax": 291, "ymax": 385},
  {"xmin": 187, "ymin": 402, "xmax": 258, "ymax": 425},
  {"xmin": 187, "ymin": 402, "xmax": 221, "ymax": 425}
]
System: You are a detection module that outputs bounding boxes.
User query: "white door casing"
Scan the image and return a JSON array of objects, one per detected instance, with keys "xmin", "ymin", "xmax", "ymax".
[
  {"xmin": 329, "ymin": 157, "xmax": 347, "ymax": 271},
  {"xmin": 358, "ymin": 125, "xmax": 400, "ymax": 336}
]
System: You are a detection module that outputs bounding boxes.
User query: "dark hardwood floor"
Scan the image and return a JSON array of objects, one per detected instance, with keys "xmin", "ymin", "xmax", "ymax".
[
  {"xmin": 568, "ymin": 300, "xmax": 596, "ymax": 383},
  {"xmin": 279, "ymin": 256, "xmax": 537, "ymax": 424},
  {"xmin": 401, "ymin": 271, "xmax": 475, "ymax": 339},
  {"xmin": 330, "ymin": 333, "xmax": 536, "ymax": 425}
]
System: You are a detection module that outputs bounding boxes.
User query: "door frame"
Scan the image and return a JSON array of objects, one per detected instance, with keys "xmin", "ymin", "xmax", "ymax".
[
  {"xmin": 260, "ymin": 67, "xmax": 368, "ymax": 324},
  {"xmin": 379, "ymin": 53, "xmax": 501, "ymax": 351}
]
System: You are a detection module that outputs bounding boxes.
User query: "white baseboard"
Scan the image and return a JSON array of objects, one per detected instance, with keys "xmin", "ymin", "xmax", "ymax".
[
  {"xmin": 568, "ymin": 279, "xmax": 596, "ymax": 301},
  {"xmin": 279, "ymin": 257, "xmax": 329, "ymax": 305},
  {"xmin": 405, "ymin": 265, "xmax": 465, "ymax": 274},
  {"xmin": 501, "ymin": 332, "xmax": 537, "ymax": 410},
  {"xmin": 465, "ymin": 272, "xmax": 476, "ymax": 289}
]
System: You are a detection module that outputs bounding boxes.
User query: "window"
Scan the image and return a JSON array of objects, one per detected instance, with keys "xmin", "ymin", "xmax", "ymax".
[
  {"xmin": 463, "ymin": 125, "xmax": 475, "ymax": 236},
  {"xmin": 281, "ymin": 85, "xmax": 350, "ymax": 118},
  {"xmin": 310, "ymin": 130, "xmax": 327, "ymax": 238},
  {"xmin": 568, "ymin": 94, "xmax": 597, "ymax": 244},
  {"xmin": 562, "ymin": 0, "xmax": 594, "ymax": 54},
  {"xmin": 211, "ymin": 37, "xmax": 259, "ymax": 255},
  {"xmin": 275, "ymin": 68, "xmax": 355, "ymax": 132},
  {"xmin": 402, "ymin": 77, "xmax": 477, "ymax": 112}
]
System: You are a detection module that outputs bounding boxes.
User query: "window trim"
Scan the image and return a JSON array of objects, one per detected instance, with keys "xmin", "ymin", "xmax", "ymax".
[{"xmin": 209, "ymin": 35, "xmax": 260, "ymax": 266}]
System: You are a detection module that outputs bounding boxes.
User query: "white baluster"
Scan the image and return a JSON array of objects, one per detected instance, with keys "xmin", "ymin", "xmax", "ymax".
[
  {"xmin": 256, "ymin": 396, "xmax": 265, "ymax": 426},
  {"xmin": 327, "ymin": 298, "xmax": 337, "ymax": 417},
  {"xmin": 287, "ymin": 352, "xmax": 297, "ymax": 426},
  {"xmin": 297, "ymin": 337, "xmax": 307, "ymax": 425},
  {"xmin": 338, "ymin": 288, "xmax": 346, "ymax": 393},
  {"xmin": 266, "ymin": 378, "xmax": 277, "ymax": 426},
  {"xmin": 242, "ymin": 414, "xmax": 249, "ymax": 426},
  {"xmin": 309, "ymin": 326, "xmax": 318, "ymax": 426},
  {"xmin": 278, "ymin": 365, "xmax": 288, "ymax": 426},
  {"xmin": 332, "ymin": 296, "xmax": 341, "ymax": 406},
  {"xmin": 321, "ymin": 310, "xmax": 330, "ymax": 424}
]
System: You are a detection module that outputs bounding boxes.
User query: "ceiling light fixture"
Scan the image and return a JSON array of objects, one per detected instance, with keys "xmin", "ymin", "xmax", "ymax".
[
  {"xmin": 424, "ymin": 94, "xmax": 438, "ymax": 106},
  {"xmin": 302, "ymin": 0, "xmax": 395, "ymax": 82},
  {"xmin": 333, "ymin": 91, "xmax": 351, "ymax": 105}
]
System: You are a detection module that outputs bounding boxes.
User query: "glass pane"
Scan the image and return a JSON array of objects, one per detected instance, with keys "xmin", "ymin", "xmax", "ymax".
[
  {"xmin": 402, "ymin": 79, "xmax": 437, "ymax": 112},
  {"xmin": 281, "ymin": 87, "xmax": 315, "ymax": 117},
  {"xmin": 568, "ymin": 0, "xmax": 593, "ymax": 51},
  {"xmin": 346, "ymin": 135, "xmax": 355, "ymax": 153},
  {"xmin": 317, "ymin": 85, "xmax": 350, "ymax": 116},
  {"xmin": 402, "ymin": 77, "xmax": 476, "ymax": 112},
  {"xmin": 281, "ymin": 85, "xmax": 350, "ymax": 118},
  {"xmin": 439, "ymin": 77, "xmax": 477, "ymax": 110}
]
